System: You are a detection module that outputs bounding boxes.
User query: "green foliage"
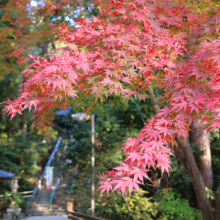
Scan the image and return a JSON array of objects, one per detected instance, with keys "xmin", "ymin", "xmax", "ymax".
[
  {"xmin": 159, "ymin": 154, "xmax": 191, "ymax": 191},
  {"xmin": 190, "ymin": 143, "xmax": 205, "ymax": 161},
  {"xmin": 62, "ymin": 95, "xmax": 203, "ymax": 219},
  {"xmin": 205, "ymin": 187, "xmax": 215, "ymax": 200},
  {"xmin": 65, "ymin": 120, "xmax": 93, "ymax": 175},
  {"xmin": 96, "ymin": 189, "xmax": 156, "ymax": 220},
  {"xmin": 154, "ymin": 189, "xmax": 202, "ymax": 220},
  {"xmin": 62, "ymin": 95, "xmax": 153, "ymax": 215},
  {"xmin": 0, "ymin": 131, "xmax": 57, "ymax": 195},
  {"xmin": 0, "ymin": 133, "xmax": 51, "ymax": 173},
  {"xmin": 70, "ymin": 170, "xmax": 93, "ymax": 213},
  {"xmin": 4, "ymin": 191, "xmax": 21, "ymax": 208},
  {"xmin": 59, "ymin": 94, "xmax": 153, "ymax": 169},
  {"xmin": 210, "ymin": 131, "xmax": 220, "ymax": 191},
  {"xmin": 3, "ymin": 191, "xmax": 29, "ymax": 212}
]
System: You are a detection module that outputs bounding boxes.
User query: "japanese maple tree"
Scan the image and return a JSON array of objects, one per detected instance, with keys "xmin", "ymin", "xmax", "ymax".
[{"xmin": 2, "ymin": 0, "xmax": 220, "ymax": 219}]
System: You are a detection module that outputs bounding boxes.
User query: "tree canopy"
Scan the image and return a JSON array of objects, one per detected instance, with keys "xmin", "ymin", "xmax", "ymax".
[{"xmin": 2, "ymin": 0, "xmax": 220, "ymax": 219}]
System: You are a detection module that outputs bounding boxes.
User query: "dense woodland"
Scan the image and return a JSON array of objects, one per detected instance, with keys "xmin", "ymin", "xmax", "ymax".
[{"xmin": 1, "ymin": 0, "xmax": 220, "ymax": 219}]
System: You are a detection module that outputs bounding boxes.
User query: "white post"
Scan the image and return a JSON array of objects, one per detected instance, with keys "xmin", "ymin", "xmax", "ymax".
[
  {"xmin": 38, "ymin": 180, "xmax": 41, "ymax": 189},
  {"xmin": 91, "ymin": 115, "xmax": 95, "ymax": 217}
]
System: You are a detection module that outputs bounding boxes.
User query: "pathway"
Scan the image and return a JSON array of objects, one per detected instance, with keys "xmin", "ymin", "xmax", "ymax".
[
  {"xmin": 22, "ymin": 216, "xmax": 68, "ymax": 220},
  {"xmin": 29, "ymin": 166, "xmax": 67, "ymax": 216}
]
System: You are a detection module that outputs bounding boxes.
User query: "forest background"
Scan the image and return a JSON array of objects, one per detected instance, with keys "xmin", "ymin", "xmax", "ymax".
[{"xmin": 0, "ymin": 0, "xmax": 220, "ymax": 219}]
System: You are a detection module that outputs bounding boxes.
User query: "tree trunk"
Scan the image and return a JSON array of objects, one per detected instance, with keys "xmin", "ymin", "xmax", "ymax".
[
  {"xmin": 51, "ymin": 39, "xmax": 56, "ymax": 51},
  {"xmin": 147, "ymin": 86, "xmax": 161, "ymax": 193},
  {"xmin": 177, "ymin": 137, "xmax": 214, "ymax": 220},
  {"xmin": 190, "ymin": 120, "xmax": 213, "ymax": 190},
  {"xmin": 148, "ymin": 86, "xmax": 214, "ymax": 220},
  {"xmin": 216, "ymin": 180, "xmax": 220, "ymax": 220},
  {"xmin": 148, "ymin": 86, "xmax": 160, "ymax": 114},
  {"xmin": 43, "ymin": 41, "xmax": 49, "ymax": 55}
]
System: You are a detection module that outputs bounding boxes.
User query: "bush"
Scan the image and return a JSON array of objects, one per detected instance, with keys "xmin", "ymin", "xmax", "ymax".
[
  {"xmin": 154, "ymin": 189, "xmax": 202, "ymax": 220},
  {"xmin": 96, "ymin": 189, "xmax": 156, "ymax": 220}
]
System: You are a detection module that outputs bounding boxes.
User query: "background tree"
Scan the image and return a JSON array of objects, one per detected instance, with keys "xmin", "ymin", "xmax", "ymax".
[
  {"xmin": 3, "ymin": 0, "xmax": 220, "ymax": 219},
  {"xmin": 60, "ymin": 94, "xmax": 202, "ymax": 219},
  {"xmin": 0, "ymin": 0, "xmax": 91, "ymax": 214}
]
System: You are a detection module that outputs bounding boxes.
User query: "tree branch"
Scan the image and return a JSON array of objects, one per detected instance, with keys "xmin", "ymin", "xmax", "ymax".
[
  {"xmin": 147, "ymin": 85, "xmax": 214, "ymax": 220},
  {"xmin": 148, "ymin": 86, "xmax": 160, "ymax": 115}
]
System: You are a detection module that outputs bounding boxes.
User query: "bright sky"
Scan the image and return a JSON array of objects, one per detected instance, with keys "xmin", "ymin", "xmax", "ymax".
[
  {"xmin": 30, "ymin": 0, "xmax": 80, "ymax": 25},
  {"xmin": 30, "ymin": 0, "xmax": 37, "ymax": 7},
  {"xmin": 30, "ymin": 0, "xmax": 44, "ymax": 7}
]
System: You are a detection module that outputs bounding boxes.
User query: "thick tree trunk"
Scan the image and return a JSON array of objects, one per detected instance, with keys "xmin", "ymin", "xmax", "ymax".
[
  {"xmin": 177, "ymin": 137, "xmax": 214, "ymax": 220},
  {"xmin": 216, "ymin": 180, "xmax": 220, "ymax": 220},
  {"xmin": 190, "ymin": 120, "xmax": 213, "ymax": 190},
  {"xmin": 148, "ymin": 86, "xmax": 214, "ymax": 220}
]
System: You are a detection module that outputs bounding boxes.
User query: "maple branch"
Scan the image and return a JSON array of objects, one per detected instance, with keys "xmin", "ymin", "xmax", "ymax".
[
  {"xmin": 148, "ymin": 86, "xmax": 160, "ymax": 115},
  {"xmin": 147, "ymin": 86, "xmax": 186, "ymax": 166},
  {"xmin": 166, "ymin": 168, "xmax": 183, "ymax": 188},
  {"xmin": 173, "ymin": 145, "xmax": 186, "ymax": 167},
  {"xmin": 141, "ymin": 185, "xmax": 155, "ymax": 194},
  {"xmin": 148, "ymin": 85, "xmax": 214, "ymax": 219},
  {"xmin": 147, "ymin": 86, "xmax": 163, "ymax": 192},
  {"xmin": 148, "ymin": 84, "xmax": 187, "ymax": 173}
]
